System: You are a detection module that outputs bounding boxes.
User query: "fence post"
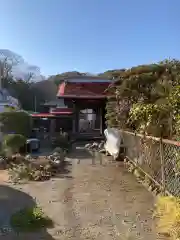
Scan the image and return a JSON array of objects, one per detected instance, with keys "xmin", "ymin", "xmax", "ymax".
[
  {"xmin": 160, "ymin": 137, "xmax": 165, "ymax": 194},
  {"xmin": 134, "ymin": 132, "xmax": 139, "ymax": 164}
]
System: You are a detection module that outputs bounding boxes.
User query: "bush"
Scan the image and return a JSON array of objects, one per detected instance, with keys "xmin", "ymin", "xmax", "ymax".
[
  {"xmin": 8, "ymin": 148, "xmax": 69, "ymax": 182},
  {"xmin": 10, "ymin": 206, "xmax": 53, "ymax": 232},
  {"xmin": 30, "ymin": 164, "xmax": 52, "ymax": 181},
  {"xmin": 9, "ymin": 163, "xmax": 30, "ymax": 182},
  {"xmin": 9, "ymin": 162, "xmax": 53, "ymax": 182},
  {"xmin": 52, "ymin": 131, "xmax": 70, "ymax": 151},
  {"xmin": 3, "ymin": 134, "xmax": 26, "ymax": 154},
  {"xmin": 53, "ymin": 147, "xmax": 64, "ymax": 154},
  {"xmin": 0, "ymin": 111, "xmax": 32, "ymax": 137},
  {"xmin": 154, "ymin": 195, "xmax": 180, "ymax": 239}
]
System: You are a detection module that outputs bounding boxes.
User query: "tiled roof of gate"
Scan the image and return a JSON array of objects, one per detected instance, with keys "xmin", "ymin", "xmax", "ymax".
[{"xmin": 57, "ymin": 82, "xmax": 110, "ymax": 99}]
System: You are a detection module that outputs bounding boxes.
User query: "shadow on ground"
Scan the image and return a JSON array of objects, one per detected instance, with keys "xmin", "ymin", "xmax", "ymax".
[
  {"xmin": 53, "ymin": 160, "xmax": 73, "ymax": 179},
  {"xmin": 0, "ymin": 185, "xmax": 54, "ymax": 240},
  {"xmin": 67, "ymin": 143, "xmax": 92, "ymax": 160}
]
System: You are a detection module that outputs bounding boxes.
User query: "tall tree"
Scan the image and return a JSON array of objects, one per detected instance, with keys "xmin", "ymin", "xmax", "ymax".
[
  {"xmin": 0, "ymin": 49, "xmax": 46, "ymax": 111},
  {"xmin": 0, "ymin": 49, "xmax": 24, "ymax": 88}
]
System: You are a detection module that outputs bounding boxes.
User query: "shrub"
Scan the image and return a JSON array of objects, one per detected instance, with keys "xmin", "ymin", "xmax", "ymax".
[
  {"xmin": 52, "ymin": 131, "xmax": 70, "ymax": 151},
  {"xmin": 30, "ymin": 164, "xmax": 52, "ymax": 181},
  {"xmin": 3, "ymin": 134, "xmax": 26, "ymax": 154},
  {"xmin": 9, "ymin": 162, "xmax": 53, "ymax": 182},
  {"xmin": 49, "ymin": 149, "xmax": 65, "ymax": 168},
  {"xmin": 53, "ymin": 147, "xmax": 64, "ymax": 154},
  {"xmin": 0, "ymin": 111, "xmax": 32, "ymax": 137},
  {"xmin": 154, "ymin": 195, "xmax": 180, "ymax": 239},
  {"xmin": 10, "ymin": 206, "xmax": 53, "ymax": 232},
  {"xmin": 9, "ymin": 163, "xmax": 30, "ymax": 182}
]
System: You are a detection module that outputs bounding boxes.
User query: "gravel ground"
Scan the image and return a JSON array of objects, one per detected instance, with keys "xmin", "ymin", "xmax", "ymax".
[{"xmin": 0, "ymin": 145, "xmax": 168, "ymax": 239}]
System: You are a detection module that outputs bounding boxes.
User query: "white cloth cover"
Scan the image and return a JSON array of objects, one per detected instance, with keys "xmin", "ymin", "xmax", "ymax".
[{"xmin": 104, "ymin": 128, "xmax": 122, "ymax": 159}]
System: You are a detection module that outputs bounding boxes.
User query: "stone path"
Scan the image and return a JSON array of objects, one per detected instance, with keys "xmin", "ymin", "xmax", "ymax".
[{"xmin": 0, "ymin": 144, "xmax": 164, "ymax": 239}]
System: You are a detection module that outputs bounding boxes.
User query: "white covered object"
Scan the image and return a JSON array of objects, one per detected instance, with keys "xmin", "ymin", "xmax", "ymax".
[{"xmin": 104, "ymin": 128, "xmax": 122, "ymax": 159}]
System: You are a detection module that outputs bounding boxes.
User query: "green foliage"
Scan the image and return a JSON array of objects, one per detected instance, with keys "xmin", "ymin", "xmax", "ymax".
[
  {"xmin": 49, "ymin": 71, "xmax": 87, "ymax": 86},
  {"xmin": 105, "ymin": 59, "xmax": 180, "ymax": 139},
  {"xmin": 129, "ymin": 103, "xmax": 171, "ymax": 137},
  {"xmin": 98, "ymin": 68, "xmax": 126, "ymax": 79},
  {"xmin": 0, "ymin": 50, "xmax": 46, "ymax": 111},
  {"xmin": 53, "ymin": 147, "xmax": 64, "ymax": 154},
  {"xmin": 3, "ymin": 134, "xmax": 26, "ymax": 154},
  {"xmin": 3, "ymin": 77, "xmax": 46, "ymax": 112},
  {"xmin": 11, "ymin": 80, "xmax": 46, "ymax": 112},
  {"xmin": 10, "ymin": 206, "xmax": 53, "ymax": 232},
  {"xmin": 175, "ymin": 115, "xmax": 180, "ymax": 139},
  {"xmin": 105, "ymin": 99, "xmax": 118, "ymax": 128},
  {"xmin": 0, "ymin": 111, "xmax": 32, "ymax": 137},
  {"xmin": 52, "ymin": 131, "xmax": 70, "ymax": 150},
  {"xmin": 129, "ymin": 84, "xmax": 180, "ymax": 137}
]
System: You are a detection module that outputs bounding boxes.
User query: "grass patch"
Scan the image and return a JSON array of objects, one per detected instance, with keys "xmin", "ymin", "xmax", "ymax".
[
  {"xmin": 154, "ymin": 195, "xmax": 180, "ymax": 239},
  {"xmin": 10, "ymin": 206, "xmax": 53, "ymax": 232}
]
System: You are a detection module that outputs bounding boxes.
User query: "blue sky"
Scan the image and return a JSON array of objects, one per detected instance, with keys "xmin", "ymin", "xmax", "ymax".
[{"xmin": 0, "ymin": 0, "xmax": 179, "ymax": 77}]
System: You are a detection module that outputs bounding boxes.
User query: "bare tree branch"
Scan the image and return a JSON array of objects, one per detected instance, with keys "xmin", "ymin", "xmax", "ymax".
[
  {"xmin": 0, "ymin": 49, "xmax": 24, "ymax": 82},
  {"xmin": 23, "ymin": 65, "xmax": 40, "ymax": 83},
  {"xmin": 0, "ymin": 49, "xmax": 42, "ymax": 85}
]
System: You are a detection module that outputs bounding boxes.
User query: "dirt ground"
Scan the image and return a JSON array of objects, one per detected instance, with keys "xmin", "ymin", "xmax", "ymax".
[{"xmin": 0, "ymin": 145, "xmax": 166, "ymax": 239}]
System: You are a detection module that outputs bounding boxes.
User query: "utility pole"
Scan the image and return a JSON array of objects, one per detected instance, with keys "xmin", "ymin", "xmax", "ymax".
[
  {"xmin": 0, "ymin": 60, "xmax": 2, "ymax": 90},
  {"xmin": 34, "ymin": 95, "xmax": 37, "ymax": 112}
]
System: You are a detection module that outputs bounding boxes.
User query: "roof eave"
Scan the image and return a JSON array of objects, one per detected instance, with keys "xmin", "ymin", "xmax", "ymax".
[{"xmin": 57, "ymin": 95, "xmax": 107, "ymax": 99}]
